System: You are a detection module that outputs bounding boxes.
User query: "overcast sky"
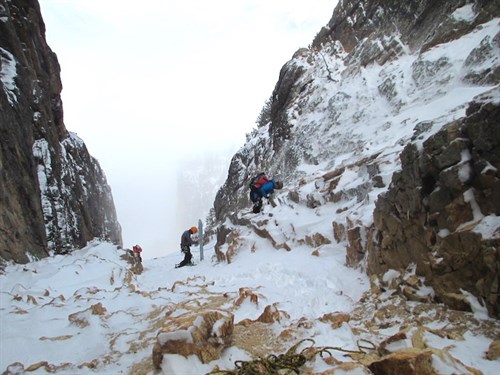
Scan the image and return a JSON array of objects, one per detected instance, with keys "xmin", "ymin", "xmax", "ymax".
[{"xmin": 38, "ymin": 0, "xmax": 337, "ymax": 259}]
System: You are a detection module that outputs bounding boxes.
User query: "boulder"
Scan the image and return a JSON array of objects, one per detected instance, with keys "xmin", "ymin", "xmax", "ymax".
[
  {"xmin": 346, "ymin": 219, "xmax": 367, "ymax": 267},
  {"xmin": 368, "ymin": 348, "xmax": 482, "ymax": 375},
  {"xmin": 256, "ymin": 304, "xmax": 290, "ymax": 324},
  {"xmin": 486, "ymin": 340, "xmax": 500, "ymax": 361},
  {"xmin": 304, "ymin": 232, "xmax": 331, "ymax": 248},
  {"xmin": 152, "ymin": 310, "xmax": 234, "ymax": 369},
  {"xmin": 319, "ymin": 312, "xmax": 351, "ymax": 329},
  {"xmin": 68, "ymin": 303, "xmax": 107, "ymax": 328},
  {"xmin": 332, "ymin": 221, "xmax": 347, "ymax": 243}
]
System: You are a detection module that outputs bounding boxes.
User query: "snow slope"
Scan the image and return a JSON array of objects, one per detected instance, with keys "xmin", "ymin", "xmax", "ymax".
[
  {"xmin": 0, "ymin": 238, "xmax": 366, "ymax": 373},
  {"xmin": 1, "ymin": 237, "xmax": 499, "ymax": 374},
  {"xmin": 1, "ymin": 6, "xmax": 499, "ymax": 375}
]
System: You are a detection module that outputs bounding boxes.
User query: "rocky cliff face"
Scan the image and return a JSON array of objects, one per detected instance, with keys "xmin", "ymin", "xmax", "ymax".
[
  {"xmin": 212, "ymin": 0, "xmax": 499, "ymax": 316},
  {"xmin": 0, "ymin": 0, "xmax": 122, "ymax": 263},
  {"xmin": 368, "ymin": 91, "xmax": 500, "ymax": 316}
]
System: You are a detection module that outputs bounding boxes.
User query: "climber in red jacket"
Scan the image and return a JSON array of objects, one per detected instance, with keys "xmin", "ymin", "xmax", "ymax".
[{"xmin": 132, "ymin": 244, "xmax": 143, "ymax": 262}]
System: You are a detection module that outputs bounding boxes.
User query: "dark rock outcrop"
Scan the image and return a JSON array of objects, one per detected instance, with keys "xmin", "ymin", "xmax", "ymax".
[
  {"xmin": 368, "ymin": 89, "xmax": 500, "ymax": 317},
  {"xmin": 313, "ymin": 0, "xmax": 497, "ymax": 54},
  {"xmin": 0, "ymin": 0, "xmax": 121, "ymax": 263}
]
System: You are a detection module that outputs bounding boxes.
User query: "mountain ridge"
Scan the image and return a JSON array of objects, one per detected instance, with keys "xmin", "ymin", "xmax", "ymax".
[{"xmin": 212, "ymin": 0, "xmax": 499, "ymax": 317}]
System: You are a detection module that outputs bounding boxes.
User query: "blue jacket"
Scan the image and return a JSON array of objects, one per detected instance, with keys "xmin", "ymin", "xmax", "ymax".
[
  {"xmin": 250, "ymin": 179, "xmax": 276, "ymax": 202},
  {"xmin": 259, "ymin": 179, "xmax": 276, "ymax": 198}
]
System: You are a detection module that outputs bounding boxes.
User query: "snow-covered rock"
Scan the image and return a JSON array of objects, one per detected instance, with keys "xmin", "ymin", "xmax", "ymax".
[
  {"xmin": 212, "ymin": 0, "xmax": 500, "ymax": 317},
  {"xmin": 0, "ymin": 0, "xmax": 122, "ymax": 263}
]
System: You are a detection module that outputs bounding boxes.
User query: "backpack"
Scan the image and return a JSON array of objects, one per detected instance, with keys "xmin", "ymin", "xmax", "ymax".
[{"xmin": 249, "ymin": 173, "xmax": 269, "ymax": 193}]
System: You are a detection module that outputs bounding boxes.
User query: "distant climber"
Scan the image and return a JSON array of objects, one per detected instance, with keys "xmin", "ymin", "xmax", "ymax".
[
  {"xmin": 175, "ymin": 226, "xmax": 198, "ymax": 268},
  {"xmin": 249, "ymin": 173, "xmax": 283, "ymax": 213},
  {"xmin": 132, "ymin": 244, "xmax": 143, "ymax": 262}
]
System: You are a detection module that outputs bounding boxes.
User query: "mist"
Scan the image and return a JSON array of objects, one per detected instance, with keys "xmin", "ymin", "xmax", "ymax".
[
  {"xmin": 38, "ymin": 0, "xmax": 337, "ymax": 260},
  {"xmin": 105, "ymin": 143, "xmax": 236, "ymax": 260}
]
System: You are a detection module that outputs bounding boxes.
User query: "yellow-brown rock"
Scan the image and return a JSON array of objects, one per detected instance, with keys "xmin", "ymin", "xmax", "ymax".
[
  {"xmin": 256, "ymin": 303, "xmax": 290, "ymax": 324},
  {"xmin": 319, "ymin": 312, "xmax": 351, "ymax": 329},
  {"xmin": 152, "ymin": 310, "xmax": 234, "ymax": 369},
  {"xmin": 368, "ymin": 349, "xmax": 435, "ymax": 375},
  {"xmin": 486, "ymin": 340, "xmax": 500, "ymax": 360},
  {"xmin": 368, "ymin": 348, "xmax": 482, "ymax": 375}
]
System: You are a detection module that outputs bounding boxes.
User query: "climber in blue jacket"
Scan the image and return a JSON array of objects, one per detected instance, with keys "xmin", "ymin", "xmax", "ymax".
[{"xmin": 249, "ymin": 173, "xmax": 283, "ymax": 213}]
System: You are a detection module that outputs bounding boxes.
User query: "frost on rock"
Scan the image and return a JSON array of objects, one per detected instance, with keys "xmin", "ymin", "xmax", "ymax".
[
  {"xmin": 215, "ymin": 13, "xmax": 500, "ymax": 261},
  {"xmin": 0, "ymin": 47, "xmax": 18, "ymax": 105},
  {"xmin": 32, "ymin": 138, "xmax": 81, "ymax": 252},
  {"xmin": 0, "ymin": 5, "xmax": 8, "ymax": 23},
  {"xmin": 213, "ymin": 4, "xmax": 500, "ymax": 319},
  {"xmin": 31, "ymin": 130, "xmax": 121, "ymax": 254},
  {"xmin": 451, "ymin": 4, "xmax": 476, "ymax": 23},
  {"xmin": 472, "ymin": 215, "xmax": 500, "ymax": 239}
]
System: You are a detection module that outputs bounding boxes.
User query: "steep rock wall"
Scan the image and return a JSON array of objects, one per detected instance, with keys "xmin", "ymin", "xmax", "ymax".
[
  {"xmin": 313, "ymin": 0, "xmax": 498, "ymax": 53},
  {"xmin": 0, "ymin": 0, "xmax": 122, "ymax": 263},
  {"xmin": 213, "ymin": 0, "xmax": 498, "ymax": 222},
  {"xmin": 368, "ymin": 90, "xmax": 500, "ymax": 316},
  {"xmin": 212, "ymin": 0, "xmax": 499, "ymax": 316}
]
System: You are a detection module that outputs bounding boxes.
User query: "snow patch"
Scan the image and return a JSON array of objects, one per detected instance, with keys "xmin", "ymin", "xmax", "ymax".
[
  {"xmin": 158, "ymin": 330, "xmax": 193, "ymax": 345},
  {"xmin": 461, "ymin": 289, "xmax": 489, "ymax": 320},
  {"xmin": 472, "ymin": 214, "xmax": 500, "ymax": 239},
  {"xmin": 463, "ymin": 188, "xmax": 484, "ymax": 222},
  {"xmin": 382, "ymin": 269, "xmax": 400, "ymax": 283},
  {"xmin": 0, "ymin": 47, "xmax": 18, "ymax": 105},
  {"xmin": 451, "ymin": 4, "xmax": 476, "ymax": 23}
]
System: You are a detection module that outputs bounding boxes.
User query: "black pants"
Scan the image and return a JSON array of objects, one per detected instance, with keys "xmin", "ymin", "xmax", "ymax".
[
  {"xmin": 252, "ymin": 198, "xmax": 263, "ymax": 213},
  {"xmin": 177, "ymin": 248, "xmax": 193, "ymax": 267}
]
